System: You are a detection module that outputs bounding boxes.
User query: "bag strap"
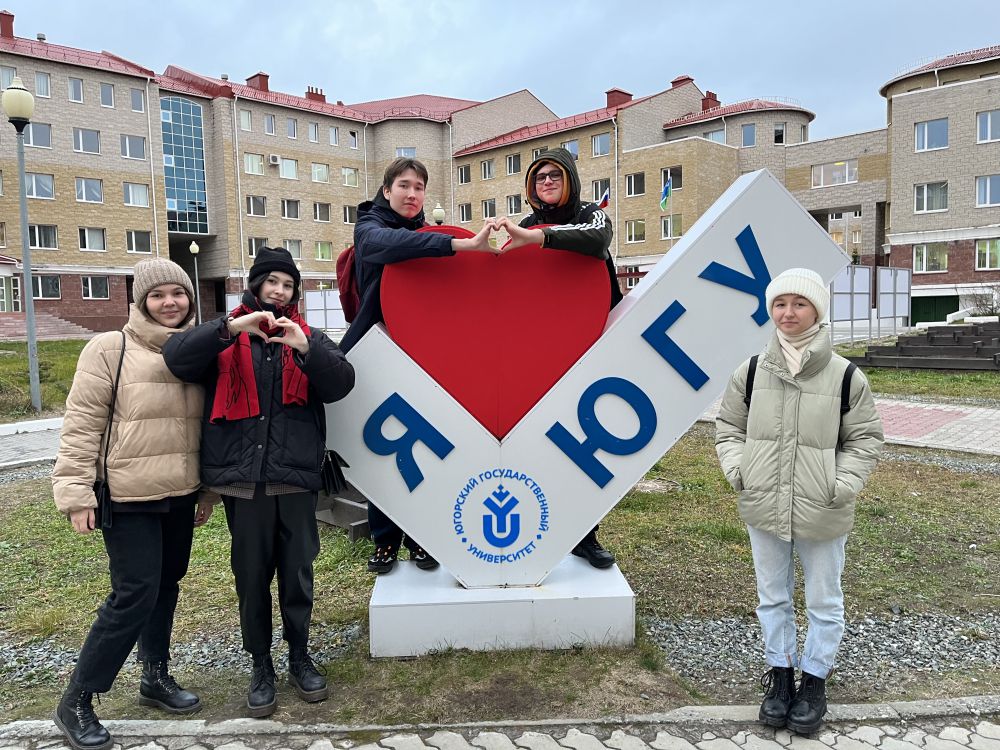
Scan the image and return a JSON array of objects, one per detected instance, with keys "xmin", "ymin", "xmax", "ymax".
[
  {"xmin": 99, "ymin": 332, "xmax": 127, "ymax": 478},
  {"xmin": 743, "ymin": 355, "xmax": 759, "ymax": 410},
  {"xmin": 840, "ymin": 362, "xmax": 857, "ymax": 416}
]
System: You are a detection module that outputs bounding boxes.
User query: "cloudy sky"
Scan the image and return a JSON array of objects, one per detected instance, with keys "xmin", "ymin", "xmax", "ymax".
[{"xmin": 10, "ymin": 0, "xmax": 1000, "ymax": 140}]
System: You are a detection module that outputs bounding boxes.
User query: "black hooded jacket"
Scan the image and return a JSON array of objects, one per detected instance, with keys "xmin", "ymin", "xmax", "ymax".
[
  {"xmin": 339, "ymin": 192, "xmax": 455, "ymax": 352},
  {"xmin": 519, "ymin": 147, "xmax": 623, "ymax": 310}
]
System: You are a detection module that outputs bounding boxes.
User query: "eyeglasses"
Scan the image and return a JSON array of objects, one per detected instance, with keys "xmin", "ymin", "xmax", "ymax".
[{"xmin": 534, "ymin": 170, "xmax": 563, "ymax": 184}]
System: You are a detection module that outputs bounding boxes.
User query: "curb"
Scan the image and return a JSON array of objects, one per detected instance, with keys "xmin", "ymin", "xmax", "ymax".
[
  {"xmin": 2, "ymin": 696, "xmax": 999, "ymax": 741},
  {"xmin": 0, "ymin": 417, "xmax": 63, "ymax": 436}
]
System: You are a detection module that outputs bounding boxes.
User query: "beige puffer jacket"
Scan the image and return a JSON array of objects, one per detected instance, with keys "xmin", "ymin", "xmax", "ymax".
[
  {"xmin": 715, "ymin": 328, "xmax": 883, "ymax": 541},
  {"xmin": 53, "ymin": 305, "xmax": 204, "ymax": 514}
]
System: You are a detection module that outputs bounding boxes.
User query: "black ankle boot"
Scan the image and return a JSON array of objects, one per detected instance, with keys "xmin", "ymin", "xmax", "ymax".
[
  {"xmin": 289, "ymin": 646, "xmax": 328, "ymax": 702},
  {"xmin": 138, "ymin": 659, "xmax": 201, "ymax": 714},
  {"xmin": 247, "ymin": 652, "xmax": 277, "ymax": 718},
  {"xmin": 758, "ymin": 666, "xmax": 795, "ymax": 727},
  {"xmin": 571, "ymin": 529, "xmax": 615, "ymax": 569},
  {"xmin": 787, "ymin": 672, "xmax": 828, "ymax": 734},
  {"xmin": 53, "ymin": 681, "xmax": 113, "ymax": 750}
]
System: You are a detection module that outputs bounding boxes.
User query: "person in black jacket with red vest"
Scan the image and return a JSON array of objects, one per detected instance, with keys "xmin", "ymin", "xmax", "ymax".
[
  {"xmin": 163, "ymin": 247, "xmax": 354, "ymax": 718},
  {"xmin": 494, "ymin": 147, "xmax": 622, "ymax": 569},
  {"xmin": 340, "ymin": 157, "xmax": 493, "ymax": 574}
]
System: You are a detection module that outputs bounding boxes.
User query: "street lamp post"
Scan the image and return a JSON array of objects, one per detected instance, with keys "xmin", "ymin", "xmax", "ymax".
[
  {"xmin": 188, "ymin": 241, "xmax": 201, "ymax": 324},
  {"xmin": 2, "ymin": 77, "xmax": 41, "ymax": 413},
  {"xmin": 432, "ymin": 202, "xmax": 445, "ymax": 226}
]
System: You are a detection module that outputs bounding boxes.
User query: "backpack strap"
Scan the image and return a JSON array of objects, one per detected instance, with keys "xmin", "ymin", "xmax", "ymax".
[
  {"xmin": 840, "ymin": 362, "xmax": 857, "ymax": 416},
  {"xmin": 743, "ymin": 355, "xmax": 759, "ymax": 410}
]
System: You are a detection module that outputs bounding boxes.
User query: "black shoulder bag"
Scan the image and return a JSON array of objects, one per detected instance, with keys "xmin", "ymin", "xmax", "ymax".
[{"xmin": 93, "ymin": 332, "xmax": 126, "ymax": 530}]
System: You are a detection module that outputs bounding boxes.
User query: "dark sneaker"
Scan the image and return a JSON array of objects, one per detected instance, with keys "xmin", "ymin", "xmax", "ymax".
[
  {"xmin": 138, "ymin": 660, "xmax": 201, "ymax": 714},
  {"xmin": 758, "ymin": 666, "xmax": 795, "ymax": 727},
  {"xmin": 787, "ymin": 672, "xmax": 828, "ymax": 735},
  {"xmin": 247, "ymin": 653, "xmax": 277, "ymax": 718},
  {"xmin": 367, "ymin": 544, "xmax": 398, "ymax": 574},
  {"xmin": 411, "ymin": 547, "xmax": 439, "ymax": 570},
  {"xmin": 53, "ymin": 682, "xmax": 113, "ymax": 750},
  {"xmin": 571, "ymin": 531, "xmax": 615, "ymax": 569},
  {"xmin": 289, "ymin": 647, "xmax": 328, "ymax": 702}
]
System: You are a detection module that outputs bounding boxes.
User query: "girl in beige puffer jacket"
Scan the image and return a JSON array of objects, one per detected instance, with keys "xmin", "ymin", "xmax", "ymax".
[{"xmin": 716, "ymin": 268, "xmax": 883, "ymax": 735}]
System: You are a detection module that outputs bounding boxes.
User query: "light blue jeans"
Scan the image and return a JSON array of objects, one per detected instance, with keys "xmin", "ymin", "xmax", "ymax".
[{"xmin": 747, "ymin": 525, "xmax": 848, "ymax": 679}]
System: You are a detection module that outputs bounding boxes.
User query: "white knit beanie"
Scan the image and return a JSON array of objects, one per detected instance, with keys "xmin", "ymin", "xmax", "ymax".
[{"xmin": 765, "ymin": 268, "xmax": 829, "ymax": 321}]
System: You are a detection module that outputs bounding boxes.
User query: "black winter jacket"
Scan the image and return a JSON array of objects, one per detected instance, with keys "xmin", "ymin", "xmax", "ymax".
[
  {"xmin": 339, "ymin": 193, "xmax": 455, "ymax": 352},
  {"xmin": 163, "ymin": 315, "xmax": 355, "ymax": 491}
]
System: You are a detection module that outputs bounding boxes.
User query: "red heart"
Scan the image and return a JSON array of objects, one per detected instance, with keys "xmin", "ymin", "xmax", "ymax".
[{"xmin": 382, "ymin": 225, "xmax": 611, "ymax": 438}]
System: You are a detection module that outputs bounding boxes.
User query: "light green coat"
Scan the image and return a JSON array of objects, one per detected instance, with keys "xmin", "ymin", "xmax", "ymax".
[{"xmin": 715, "ymin": 328, "xmax": 884, "ymax": 541}]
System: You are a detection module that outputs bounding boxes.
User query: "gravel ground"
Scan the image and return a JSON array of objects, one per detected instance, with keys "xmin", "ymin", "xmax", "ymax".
[{"xmin": 0, "ymin": 460, "xmax": 53, "ymax": 485}]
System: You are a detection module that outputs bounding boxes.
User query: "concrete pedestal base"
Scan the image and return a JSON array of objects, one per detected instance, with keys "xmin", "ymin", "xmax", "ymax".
[{"xmin": 369, "ymin": 555, "xmax": 635, "ymax": 657}]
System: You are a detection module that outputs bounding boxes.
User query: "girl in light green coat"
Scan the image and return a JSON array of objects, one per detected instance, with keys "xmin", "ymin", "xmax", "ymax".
[{"xmin": 716, "ymin": 268, "xmax": 883, "ymax": 735}]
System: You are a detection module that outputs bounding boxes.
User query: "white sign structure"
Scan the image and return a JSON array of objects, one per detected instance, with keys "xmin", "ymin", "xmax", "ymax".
[{"xmin": 328, "ymin": 170, "xmax": 850, "ymax": 593}]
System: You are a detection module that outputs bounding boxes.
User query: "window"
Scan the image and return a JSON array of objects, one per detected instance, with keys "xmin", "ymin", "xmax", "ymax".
[
  {"xmin": 482, "ymin": 198, "xmax": 496, "ymax": 219},
  {"xmin": 560, "ymin": 139, "xmax": 579, "ymax": 159},
  {"xmin": 100, "ymin": 82, "xmax": 114, "ymax": 107},
  {"xmin": 239, "ymin": 109, "xmax": 252, "ymax": 131},
  {"xmin": 704, "ymin": 128, "xmax": 725, "ymax": 143},
  {"xmin": 661, "ymin": 165, "xmax": 683, "ymax": 190},
  {"xmin": 311, "ymin": 162, "xmax": 330, "ymax": 183},
  {"xmin": 329, "ymin": 126, "xmax": 339, "ymax": 146},
  {"xmin": 507, "ymin": 194, "xmax": 522, "ymax": 215},
  {"xmin": 29, "ymin": 224, "xmax": 58, "ymax": 249},
  {"xmin": 120, "ymin": 134, "xmax": 146, "ymax": 160},
  {"xmin": 349, "ymin": 130, "xmax": 358, "ymax": 149},
  {"xmin": 1, "ymin": 65, "xmax": 15, "ymax": 89},
  {"xmin": 81, "ymin": 276, "xmax": 110, "ymax": 300},
  {"xmin": 811, "ymin": 159, "xmax": 858, "ymax": 188},
  {"xmin": 979, "ymin": 109, "xmax": 1000, "ymax": 143},
  {"xmin": 26, "ymin": 173, "xmax": 54, "ymax": 199},
  {"xmin": 829, "ymin": 211, "xmax": 844, "ymax": 221},
  {"xmin": 244, "ymin": 152, "xmax": 264, "ymax": 175},
  {"xmin": 283, "ymin": 239, "xmax": 301, "ymax": 259},
  {"xmin": 592, "ymin": 178, "xmax": 610, "ymax": 202},
  {"xmin": 532, "ymin": 146, "xmax": 548, "ymax": 159},
  {"xmin": 976, "ymin": 238, "xmax": 1000, "ymax": 270},
  {"xmin": 506, "ymin": 153, "xmax": 521, "ymax": 174},
  {"xmin": 32, "ymin": 275, "xmax": 61, "ymax": 299},
  {"xmin": 481, "ymin": 159, "xmax": 495, "ymax": 180},
  {"xmin": 264, "ymin": 114, "xmax": 275, "ymax": 135},
  {"xmin": 287, "ymin": 118, "xmax": 297, "ymax": 139},
  {"xmin": 247, "ymin": 237, "xmax": 268, "ymax": 257},
  {"xmin": 79, "ymin": 227, "xmax": 107, "ymax": 252},
  {"xmin": 24, "ymin": 122, "xmax": 51, "ymax": 148},
  {"xmin": 130, "ymin": 88, "xmax": 145, "ymax": 113},
  {"xmin": 457, "ymin": 164, "xmax": 471, "ymax": 184},
  {"xmin": 126, "ymin": 230, "xmax": 152, "ymax": 253},
  {"xmin": 913, "ymin": 242, "xmax": 948, "ymax": 272},
  {"xmin": 800, "ymin": 124, "xmax": 808, "ymax": 142},
  {"xmin": 625, "ymin": 219, "xmax": 645, "ymax": 243},
  {"xmin": 624, "ymin": 266, "xmax": 640, "ymax": 290},
  {"xmin": 308, "ymin": 122, "xmax": 319, "ymax": 142},
  {"xmin": 314, "ymin": 202, "xmax": 331, "ymax": 222},
  {"xmin": 592, "ymin": 132, "xmax": 610, "ymax": 157},
  {"xmin": 279, "ymin": 158, "xmax": 297, "ymax": 179},
  {"xmin": 316, "ymin": 241, "xmax": 333, "ymax": 261},
  {"xmin": 914, "ymin": 181, "xmax": 948, "ymax": 212},
  {"xmin": 73, "ymin": 127, "xmax": 100, "ymax": 154},
  {"xmin": 829, "ymin": 230, "xmax": 845, "ymax": 247},
  {"xmin": 853, "ymin": 209, "xmax": 862, "ymax": 218},
  {"xmin": 742, "ymin": 123, "xmax": 756, "ymax": 147},
  {"xmin": 343, "ymin": 205, "xmax": 358, "ymax": 224},
  {"xmin": 976, "ymin": 175, "xmax": 1000, "ymax": 207},
  {"xmin": 661, "ymin": 214, "xmax": 682, "ymax": 239},
  {"xmin": 0, "ymin": 222, "xmax": 4, "ymax": 247},
  {"xmin": 35, "ymin": 71, "xmax": 50, "ymax": 98},
  {"xmin": 68, "ymin": 77, "xmax": 84, "ymax": 102},
  {"xmin": 342, "ymin": 167, "xmax": 359, "ymax": 187},
  {"xmin": 774, "ymin": 122, "xmax": 786, "ymax": 145},
  {"xmin": 396, "ymin": 146, "xmax": 416, "ymax": 157},
  {"xmin": 915, "ymin": 118, "xmax": 948, "ymax": 151},
  {"xmin": 458, "ymin": 203, "xmax": 472, "ymax": 223},
  {"xmin": 626, "ymin": 172, "xmax": 645, "ymax": 197},
  {"xmin": 75, "ymin": 177, "xmax": 103, "ymax": 203},
  {"xmin": 246, "ymin": 195, "xmax": 267, "ymax": 216},
  {"xmin": 851, "ymin": 230, "xmax": 862, "ymax": 245},
  {"xmin": 281, "ymin": 199, "xmax": 300, "ymax": 219}
]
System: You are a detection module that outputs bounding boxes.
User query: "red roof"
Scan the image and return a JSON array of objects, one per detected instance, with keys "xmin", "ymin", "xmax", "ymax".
[
  {"xmin": 0, "ymin": 35, "xmax": 153, "ymax": 78},
  {"xmin": 880, "ymin": 45, "xmax": 1000, "ymax": 95},
  {"xmin": 347, "ymin": 94, "xmax": 480, "ymax": 122},
  {"xmin": 662, "ymin": 98, "xmax": 814, "ymax": 129}
]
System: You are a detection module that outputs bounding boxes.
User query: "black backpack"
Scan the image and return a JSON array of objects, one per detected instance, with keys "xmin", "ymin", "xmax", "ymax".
[{"xmin": 743, "ymin": 355, "xmax": 857, "ymax": 420}]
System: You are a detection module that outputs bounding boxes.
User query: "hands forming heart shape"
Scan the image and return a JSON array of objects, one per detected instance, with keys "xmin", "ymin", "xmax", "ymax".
[
  {"xmin": 454, "ymin": 217, "xmax": 546, "ymax": 255},
  {"xmin": 227, "ymin": 311, "xmax": 309, "ymax": 354}
]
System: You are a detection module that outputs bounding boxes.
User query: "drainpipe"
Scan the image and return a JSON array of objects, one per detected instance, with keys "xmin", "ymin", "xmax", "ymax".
[
  {"xmin": 612, "ymin": 115, "xmax": 619, "ymax": 263},
  {"xmin": 145, "ymin": 77, "xmax": 161, "ymax": 257},
  {"xmin": 231, "ymin": 95, "xmax": 248, "ymax": 289},
  {"xmin": 363, "ymin": 122, "xmax": 370, "ymax": 196},
  {"xmin": 448, "ymin": 121, "xmax": 455, "ymax": 220}
]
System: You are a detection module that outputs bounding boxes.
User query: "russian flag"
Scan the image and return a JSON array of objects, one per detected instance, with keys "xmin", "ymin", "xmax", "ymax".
[{"xmin": 597, "ymin": 187, "xmax": 610, "ymax": 209}]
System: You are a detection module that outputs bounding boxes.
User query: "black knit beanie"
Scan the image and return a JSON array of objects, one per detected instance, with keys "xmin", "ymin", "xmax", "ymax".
[{"xmin": 248, "ymin": 246, "xmax": 301, "ymax": 295}]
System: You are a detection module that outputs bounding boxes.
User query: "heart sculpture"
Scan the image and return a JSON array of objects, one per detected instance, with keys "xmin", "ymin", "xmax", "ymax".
[{"xmin": 381, "ymin": 225, "xmax": 611, "ymax": 439}]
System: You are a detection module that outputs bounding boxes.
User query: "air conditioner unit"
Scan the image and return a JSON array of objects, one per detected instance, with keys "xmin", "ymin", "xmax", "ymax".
[{"xmin": 268, "ymin": 154, "xmax": 281, "ymax": 165}]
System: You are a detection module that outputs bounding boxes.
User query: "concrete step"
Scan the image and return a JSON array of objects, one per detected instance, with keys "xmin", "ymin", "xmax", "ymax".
[
  {"xmin": 0, "ymin": 312, "xmax": 96, "ymax": 341},
  {"xmin": 850, "ymin": 354, "xmax": 1000, "ymax": 370}
]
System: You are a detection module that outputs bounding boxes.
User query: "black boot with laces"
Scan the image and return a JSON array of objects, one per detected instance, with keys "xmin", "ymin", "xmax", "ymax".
[
  {"xmin": 787, "ymin": 671, "xmax": 828, "ymax": 734},
  {"xmin": 289, "ymin": 646, "xmax": 328, "ymax": 702},
  {"xmin": 758, "ymin": 666, "xmax": 795, "ymax": 727},
  {"xmin": 138, "ymin": 659, "xmax": 201, "ymax": 714},
  {"xmin": 53, "ymin": 681, "xmax": 113, "ymax": 750},
  {"xmin": 247, "ymin": 652, "xmax": 277, "ymax": 718}
]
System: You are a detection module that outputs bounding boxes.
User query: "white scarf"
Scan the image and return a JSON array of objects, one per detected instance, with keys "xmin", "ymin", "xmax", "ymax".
[{"xmin": 776, "ymin": 323, "xmax": 821, "ymax": 376}]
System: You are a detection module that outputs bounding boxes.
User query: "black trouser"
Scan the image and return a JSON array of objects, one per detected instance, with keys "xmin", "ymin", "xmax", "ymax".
[
  {"xmin": 72, "ymin": 496, "xmax": 196, "ymax": 693},
  {"xmin": 368, "ymin": 501, "xmax": 421, "ymax": 553},
  {"xmin": 223, "ymin": 487, "xmax": 319, "ymax": 655}
]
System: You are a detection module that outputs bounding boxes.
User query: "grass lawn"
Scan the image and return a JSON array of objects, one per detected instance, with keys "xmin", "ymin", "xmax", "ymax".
[
  {"xmin": 0, "ymin": 340, "xmax": 87, "ymax": 421},
  {"xmin": 2, "ymin": 425, "xmax": 997, "ymax": 722}
]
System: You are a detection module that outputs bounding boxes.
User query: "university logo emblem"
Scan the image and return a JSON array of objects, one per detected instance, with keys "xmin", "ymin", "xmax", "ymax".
[{"xmin": 452, "ymin": 472, "xmax": 550, "ymax": 563}]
